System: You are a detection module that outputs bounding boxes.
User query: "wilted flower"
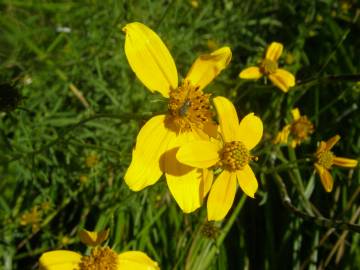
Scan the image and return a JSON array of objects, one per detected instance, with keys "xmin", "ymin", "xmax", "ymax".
[{"xmin": 274, "ymin": 108, "xmax": 314, "ymax": 147}]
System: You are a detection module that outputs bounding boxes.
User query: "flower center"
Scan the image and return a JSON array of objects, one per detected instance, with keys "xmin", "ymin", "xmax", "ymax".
[
  {"xmin": 201, "ymin": 222, "xmax": 220, "ymax": 239},
  {"xmin": 218, "ymin": 141, "xmax": 250, "ymax": 171},
  {"xmin": 290, "ymin": 116, "xmax": 314, "ymax": 141},
  {"xmin": 166, "ymin": 80, "xmax": 212, "ymax": 132},
  {"xmin": 260, "ymin": 59, "xmax": 278, "ymax": 75},
  {"xmin": 317, "ymin": 150, "xmax": 334, "ymax": 169},
  {"xmin": 79, "ymin": 247, "xmax": 117, "ymax": 270}
]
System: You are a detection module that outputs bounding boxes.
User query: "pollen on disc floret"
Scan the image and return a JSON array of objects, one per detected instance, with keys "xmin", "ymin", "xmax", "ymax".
[
  {"xmin": 260, "ymin": 59, "xmax": 278, "ymax": 75},
  {"xmin": 79, "ymin": 247, "xmax": 118, "ymax": 270},
  {"xmin": 167, "ymin": 80, "xmax": 212, "ymax": 132},
  {"xmin": 291, "ymin": 116, "xmax": 314, "ymax": 141},
  {"xmin": 316, "ymin": 150, "xmax": 335, "ymax": 169},
  {"xmin": 218, "ymin": 141, "xmax": 251, "ymax": 171}
]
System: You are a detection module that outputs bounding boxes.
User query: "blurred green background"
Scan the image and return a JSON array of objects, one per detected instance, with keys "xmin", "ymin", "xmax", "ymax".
[{"xmin": 0, "ymin": 0, "xmax": 359, "ymax": 269}]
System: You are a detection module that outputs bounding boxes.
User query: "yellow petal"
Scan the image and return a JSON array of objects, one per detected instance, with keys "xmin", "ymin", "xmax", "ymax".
[
  {"xmin": 207, "ymin": 170, "xmax": 237, "ymax": 221},
  {"xmin": 39, "ymin": 251, "xmax": 81, "ymax": 270},
  {"xmin": 213, "ymin": 96, "xmax": 239, "ymax": 142},
  {"xmin": 291, "ymin": 108, "xmax": 300, "ymax": 121},
  {"xmin": 291, "ymin": 139, "xmax": 300, "ymax": 148},
  {"xmin": 324, "ymin": 135, "xmax": 340, "ymax": 151},
  {"xmin": 333, "ymin": 157, "xmax": 358, "ymax": 168},
  {"xmin": 316, "ymin": 141, "xmax": 327, "ymax": 154},
  {"xmin": 160, "ymin": 130, "xmax": 198, "ymax": 174},
  {"xmin": 265, "ymin": 42, "xmax": 283, "ymax": 62},
  {"xmin": 118, "ymin": 251, "xmax": 160, "ymax": 270},
  {"xmin": 200, "ymin": 169, "xmax": 214, "ymax": 200},
  {"xmin": 273, "ymin": 125, "xmax": 291, "ymax": 145},
  {"xmin": 202, "ymin": 121, "xmax": 219, "ymax": 138},
  {"xmin": 176, "ymin": 140, "xmax": 221, "ymax": 168},
  {"xmin": 185, "ymin": 47, "xmax": 232, "ymax": 90},
  {"xmin": 236, "ymin": 165, "xmax": 258, "ymax": 198},
  {"xmin": 78, "ymin": 228, "xmax": 109, "ymax": 247},
  {"xmin": 125, "ymin": 115, "xmax": 176, "ymax": 191},
  {"xmin": 166, "ymin": 169, "xmax": 203, "ymax": 213},
  {"xmin": 123, "ymin": 22, "xmax": 178, "ymax": 97},
  {"xmin": 192, "ymin": 121, "xmax": 218, "ymax": 140},
  {"xmin": 268, "ymin": 69, "xmax": 295, "ymax": 92},
  {"xmin": 236, "ymin": 113, "xmax": 263, "ymax": 150},
  {"xmin": 315, "ymin": 163, "xmax": 333, "ymax": 192},
  {"xmin": 159, "ymin": 131, "xmax": 203, "ymax": 213},
  {"xmin": 239, "ymin": 66, "xmax": 263, "ymax": 79}
]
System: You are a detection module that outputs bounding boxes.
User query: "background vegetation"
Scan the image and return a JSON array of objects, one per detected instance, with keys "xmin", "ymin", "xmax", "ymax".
[{"xmin": 0, "ymin": 0, "xmax": 359, "ymax": 269}]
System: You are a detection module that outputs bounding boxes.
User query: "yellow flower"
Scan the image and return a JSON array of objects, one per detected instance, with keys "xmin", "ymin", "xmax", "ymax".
[
  {"xmin": 314, "ymin": 135, "xmax": 358, "ymax": 192},
  {"xmin": 285, "ymin": 51, "xmax": 295, "ymax": 65},
  {"xmin": 274, "ymin": 108, "xmax": 314, "ymax": 147},
  {"xmin": 85, "ymin": 152, "xmax": 99, "ymax": 168},
  {"xmin": 60, "ymin": 236, "xmax": 71, "ymax": 246},
  {"xmin": 239, "ymin": 42, "xmax": 295, "ymax": 92},
  {"xmin": 190, "ymin": 0, "xmax": 199, "ymax": 8},
  {"xmin": 20, "ymin": 206, "xmax": 41, "ymax": 232},
  {"xmin": 122, "ymin": 22, "xmax": 231, "ymax": 213},
  {"xmin": 40, "ymin": 201, "xmax": 52, "ymax": 212},
  {"xmin": 79, "ymin": 175, "xmax": 89, "ymax": 184},
  {"xmin": 177, "ymin": 97, "xmax": 263, "ymax": 220},
  {"xmin": 39, "ymin": 229, "xmax": 159, "ymax": 270}
]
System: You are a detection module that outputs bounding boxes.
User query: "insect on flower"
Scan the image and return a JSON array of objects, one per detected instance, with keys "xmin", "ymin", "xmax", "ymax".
[
  {"xmin": 122, "ymin": 22, "xmax": 231, "ymax": 213},
  {"xmin": 179, "ymin": 99, "xmax": 192, "ymax": 117}
]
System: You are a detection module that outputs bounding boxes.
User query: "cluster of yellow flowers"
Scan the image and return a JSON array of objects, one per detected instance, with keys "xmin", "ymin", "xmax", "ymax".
[
  {"xmin": 39, "ymin": 22, "xmax": 358, "ymax": 269},
  {"xmin": 273, "ymin": 108, "xmax": 357, "ymax": 192},
  {"xmin": 123, "ymin": 22, "xmax": 263, "ymax": 221},
  {"xmin": 20, "ymin": 202, "xmax": 52, "ymax": 233},
  {"xmin": 122, "ymin": 22, "xmax": 357, "ymax": 218}
]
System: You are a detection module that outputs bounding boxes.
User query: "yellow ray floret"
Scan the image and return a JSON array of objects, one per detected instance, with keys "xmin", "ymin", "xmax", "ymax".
[
  {"xmin": 78, "ymin": 228, "xmax": 110, "ymax": 247},
  {"xmin": 123, "ymin": 22, "xmax": 177, "ymax": 98}
]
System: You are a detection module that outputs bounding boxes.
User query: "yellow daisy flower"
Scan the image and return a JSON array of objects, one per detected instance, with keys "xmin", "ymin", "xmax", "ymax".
[
  {"xmin": 239, "ymin": 42, "xmax": 295, "ymax": 92},
  {"xmin": 314, "ymin": 135, "xmax": 358, "ymax": 192},
  {"xmin": 122, "ymin": 22, "xmax": 231, "ymax": 213},
  {"xmin": 274, "ymin": 108, "xmax": 314, "ymax": 147},
  {"xmin": 20, "ymin": 206, "xmax": 41, "ymax": 232},
  {"xmin": 176, "ymin": 96, "xmax": 263, "ymax": 220},
  {"xmin": 39, "ymin": 229, "xmax": 159, "ymax": 270}
]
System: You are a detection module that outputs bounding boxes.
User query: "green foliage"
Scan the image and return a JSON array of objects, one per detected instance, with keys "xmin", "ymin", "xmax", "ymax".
[{"xmin": 0, "ymin": 0, "xmax": 359, "ymax": 269}]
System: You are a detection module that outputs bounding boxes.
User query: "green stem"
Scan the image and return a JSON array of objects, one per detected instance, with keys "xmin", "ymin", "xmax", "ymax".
[
  {"xmin": 273, "ymin": 173, "xmax": 360, "ymax": 233},
  {"xmin": 194, "ymin": 195, "xmax": 247, "ymax": 270},
  {"xmin": 287, "ymin": 148, "xmax": 313, "ymax": 215}
]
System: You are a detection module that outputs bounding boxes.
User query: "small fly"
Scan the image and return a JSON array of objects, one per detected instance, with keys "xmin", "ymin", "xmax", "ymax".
[{"xmin": 179, "ymin": 99, "xmax": 191, "ymax": 116}]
